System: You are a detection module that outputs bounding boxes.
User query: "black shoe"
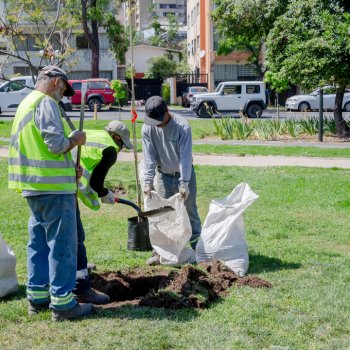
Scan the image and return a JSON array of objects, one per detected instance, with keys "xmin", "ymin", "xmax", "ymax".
[
  {"xmin": 28, "ymin": 301, "xmax": 50, "ymax": 316},
  {"xmin": 75, "ymin": 288, "xmax": 110, "ymax": 305},
  {"xmin": 51, "ymin": 303, "xmax": 93, "ymax": 322}
]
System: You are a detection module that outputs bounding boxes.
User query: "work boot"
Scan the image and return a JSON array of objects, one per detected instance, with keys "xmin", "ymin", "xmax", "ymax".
[
  {"xmin": 75, "ymin": 288, "xmax": 110, "ymax": 305},
  {"xmin": 147, "ymin": 251, "xmax": 160, "ymax": 266},
  {"xmin": 51, "ymin": 303, "xmax": 93, "ymax": 322},
  {"xmin": 28, "ymin": 301, "xmax": 50, "ymax": 316}
]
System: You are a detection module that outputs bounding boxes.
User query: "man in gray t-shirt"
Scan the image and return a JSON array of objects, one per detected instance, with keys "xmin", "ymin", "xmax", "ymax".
[{"xmin": 142, "ymin": 96, "xmax": 202, "ymax": 265}]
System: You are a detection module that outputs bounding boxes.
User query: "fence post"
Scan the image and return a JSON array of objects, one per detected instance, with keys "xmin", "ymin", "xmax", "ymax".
[{"xmin": 319, "ymin": 88, "xmax": 323, "ymax": 142}]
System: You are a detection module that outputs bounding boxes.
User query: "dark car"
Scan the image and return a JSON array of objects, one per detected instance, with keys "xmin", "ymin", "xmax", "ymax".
[{"xmin": 181, "ymin": 86, "xmax": 209, "ymax": 107}]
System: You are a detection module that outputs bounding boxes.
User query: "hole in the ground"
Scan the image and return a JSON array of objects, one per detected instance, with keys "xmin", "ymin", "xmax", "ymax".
[{"xmin": 91, "ymin": 261, "xmax": 273, "ymax": 309}]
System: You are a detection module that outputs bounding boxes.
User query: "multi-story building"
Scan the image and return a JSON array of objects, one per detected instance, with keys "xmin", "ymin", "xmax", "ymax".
[
  {"xmin": 124, "ymin": 0, "xmax": 187, "ymax": 31},
  {"xmin": 187, "ymin": 0, "xmax": 259, "ymax": 91}
]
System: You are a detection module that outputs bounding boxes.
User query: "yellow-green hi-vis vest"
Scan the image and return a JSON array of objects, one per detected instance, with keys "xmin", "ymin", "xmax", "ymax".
[
  {"xmin": 75, "ymin": 129, "xmax": 119, "ymax": 211},
  {"xmin": 8, "ymin": 91, "xmax": 76, "ymax": 192}
]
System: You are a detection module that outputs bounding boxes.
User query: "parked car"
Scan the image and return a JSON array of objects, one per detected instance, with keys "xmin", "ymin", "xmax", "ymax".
[
  {"xmin": 181, "ymin": 86, "xmax": 209, "ymax": 107},
  {"xmin": 68, "ymin": 78, "xmax": 115, "ymax": 111},
  {"xmin": 190, "ymin": 81, "xmax": 267, "ymax": 118},
  {"xmin": 0, "ymin": 76, "xmax": 72, "ymax": 114},
  {"xmin": 285, "ymin": 86, "xmax": 350, "ymax": 112}
]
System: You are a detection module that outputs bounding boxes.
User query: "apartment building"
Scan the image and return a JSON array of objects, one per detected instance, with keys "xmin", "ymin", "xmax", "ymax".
[
  {"xmin": 187, "ymin": 0, "xmax": 259, "ymax": 91},
  {"xmin": 124, "ymin": 0, "xmax": 187, "ymax": 31}
]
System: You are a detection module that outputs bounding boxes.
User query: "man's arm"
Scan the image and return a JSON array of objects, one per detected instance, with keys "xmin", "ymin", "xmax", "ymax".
[
  {"xmin": 35, "ymin": 97, "xmax": 85, "ymax": 154},
  {"xmin": 178, "ymin": 126, "xmax": 193, "ymax": 183},
  {"xmin": 141, "ymin": 125, "xmax": 158, "ymax": 185}
]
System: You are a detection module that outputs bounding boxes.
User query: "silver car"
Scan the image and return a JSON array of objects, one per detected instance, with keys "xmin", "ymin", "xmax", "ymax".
[
  {"xmin": 181, "ymin": 86, "xmax": 208, "ymax": 107},
  {"xmin": 285, "ymin": 86, "xmax": 350, "ymax": 112}
]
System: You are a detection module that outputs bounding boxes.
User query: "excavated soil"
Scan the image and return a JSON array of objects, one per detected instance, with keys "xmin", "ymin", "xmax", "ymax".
[{"xmin": 92, "ymin": 261, "xmax": 272, "ymax": 310}]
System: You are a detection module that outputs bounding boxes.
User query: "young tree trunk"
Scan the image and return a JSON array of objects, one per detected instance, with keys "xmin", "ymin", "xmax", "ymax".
[{"xmin": 334, "ymin": 86, "xmax": 350, "ymax": 138}]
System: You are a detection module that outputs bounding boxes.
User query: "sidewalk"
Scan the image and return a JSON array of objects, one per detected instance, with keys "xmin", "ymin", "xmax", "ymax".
[{"xmin": 1, "ymin": 147, "xmax": 350, "ymax": 169}]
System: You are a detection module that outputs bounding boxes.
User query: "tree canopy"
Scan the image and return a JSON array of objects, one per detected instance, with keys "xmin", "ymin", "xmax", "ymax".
[
  {"xmin": 211, "ymin": 0, "xmax": 288, "ymax": 75},
  {"xmin": 265, "ymin": 0, "xmax": 350, "ymax": 136}
]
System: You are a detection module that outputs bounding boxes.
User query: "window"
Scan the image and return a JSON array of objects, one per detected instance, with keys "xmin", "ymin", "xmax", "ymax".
[
  {"xmin": 72, "ymin": 82, "xmax": 82, "ymax": 90},
  {"xmin": 6, "ymin": 80, "xmax": 27, "ymax": 92},
  {"xmin": 196, "ymin": 35, "xmax": 200, "ymax": 48},
  {"xmin": 246, "ymin": 85, "xmax": 260, "ymax": 94},
  {"xmin": 223, "ymin": 85, "xmax": 242, "ymax": 95},
  {"xmin": 76, "ymin": 36, "xmax": 89, "ymax": 49}
]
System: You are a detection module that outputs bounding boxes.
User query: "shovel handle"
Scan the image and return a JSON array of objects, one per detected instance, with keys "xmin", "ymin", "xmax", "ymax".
[{"xmin": 115, "ymin": 197, "xmax": 141, "ymax": 213}]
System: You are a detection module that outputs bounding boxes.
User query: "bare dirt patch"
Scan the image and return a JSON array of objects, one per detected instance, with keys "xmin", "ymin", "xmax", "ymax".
[{"xmin": 92, "ymin": 261, "xmax": 272, "ymax": 309}]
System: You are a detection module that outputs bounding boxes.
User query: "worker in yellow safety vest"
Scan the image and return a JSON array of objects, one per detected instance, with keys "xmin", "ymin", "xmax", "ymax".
[{"xmin": 8, "ymin": 65, "xmax": 93, "ymax": 322}]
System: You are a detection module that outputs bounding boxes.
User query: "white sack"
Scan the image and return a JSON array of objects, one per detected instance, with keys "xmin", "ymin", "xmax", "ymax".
[
  {"xmin": 195, "ymin": 183, "xmax": 259, "ymax": 277},
  {"xmin": 0, "ymin": 235, "xmax": 18, "ymax": 298},
  {"xmin": 144, "ymin": 192, "xmax": 195, "ymax": 265}
]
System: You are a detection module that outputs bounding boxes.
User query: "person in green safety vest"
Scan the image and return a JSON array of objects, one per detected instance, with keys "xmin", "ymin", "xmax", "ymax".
[
  {"xmin": 75, "ymin": 120, "xmax": 134, "ymax": 211},
  {"xmin": 72, "ymin": 121, "xmax": 133, "ymax": 304},
  {"xmin": 8, "ymin": 65, "xmax": 93, "ymax": 321}
]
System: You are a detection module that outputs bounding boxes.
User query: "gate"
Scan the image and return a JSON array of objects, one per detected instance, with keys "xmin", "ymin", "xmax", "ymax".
[
  {"xmin": 126, "ymin": 78, "xmax": 163, "ymax": 101},
  {"xmin": 175, "ymin": 74, "xmax": 208, "ymax": 97}
]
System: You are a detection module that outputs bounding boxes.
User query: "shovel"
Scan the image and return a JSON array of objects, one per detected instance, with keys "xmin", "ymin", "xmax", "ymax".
[{"xmin": 115, "ymin": 197, "xmax": 174, "ymax": 218}]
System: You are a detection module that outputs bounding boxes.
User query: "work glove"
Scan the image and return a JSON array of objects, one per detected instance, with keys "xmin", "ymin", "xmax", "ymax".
[
  {"xmin": 100, "ymin": 190, "xmax": 115, "ymax": 204},
  {"xmin": 179, "ymin": 182, "xmax": 190, "ymax": 200},
  {"xmin": 143, "ymin": 183, "xmax": 154, "ymax": 198}
]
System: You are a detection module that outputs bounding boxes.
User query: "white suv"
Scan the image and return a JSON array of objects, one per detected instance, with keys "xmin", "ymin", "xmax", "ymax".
[
  {"xmin": 285, "ymin": 86, "xmax": 350, "ymax": 112},
  {"xmin": 0, "ymin": 76, "xmax": 72, "ymax": 114},
  {"xmin": 190, "ymin": 81, "xmax": 267, "ymax": 118}
]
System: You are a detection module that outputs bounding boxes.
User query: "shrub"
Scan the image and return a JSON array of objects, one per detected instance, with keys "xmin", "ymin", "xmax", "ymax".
[{"xmin": 162, "ymin": 83, "xmax": 170, "ymax": 104}]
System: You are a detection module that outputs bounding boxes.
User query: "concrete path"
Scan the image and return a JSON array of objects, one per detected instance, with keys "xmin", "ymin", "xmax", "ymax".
[{"xmin": 1, "ymin": 147, "xmax": 350, "ymax": 169}]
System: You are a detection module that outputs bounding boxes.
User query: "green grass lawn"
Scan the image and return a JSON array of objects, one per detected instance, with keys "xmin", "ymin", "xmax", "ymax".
[{"xmin": 0, "ymin": 160, "xmax": 349, "ymax": 349}]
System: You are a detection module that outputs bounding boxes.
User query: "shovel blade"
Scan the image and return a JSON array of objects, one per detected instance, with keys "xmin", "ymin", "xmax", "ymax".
[{"xmin": 138, "ymin": 206, "xmax": 174, "ymax": 218}]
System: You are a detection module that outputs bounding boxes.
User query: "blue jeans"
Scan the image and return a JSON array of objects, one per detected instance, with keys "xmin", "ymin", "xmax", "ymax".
[
  {"xmin": 155, "ymin": 166, "xmax": 202, "ymax": 248},
  {"xmin": 26, "ymin": 194, "xmax": 77, "ymax": 311},
  {"xmin": 74, "ymin": 204, "xmax": 91, "ymax": 295}
]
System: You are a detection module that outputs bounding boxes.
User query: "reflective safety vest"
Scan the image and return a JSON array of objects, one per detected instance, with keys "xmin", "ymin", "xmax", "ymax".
[
  {"xmin": 8, "ymin": 90, "xmax": 76, "ymax": 192},
  {"xmin": 76, "ymin": 130, "xmax": 119, "ymax": 210}
]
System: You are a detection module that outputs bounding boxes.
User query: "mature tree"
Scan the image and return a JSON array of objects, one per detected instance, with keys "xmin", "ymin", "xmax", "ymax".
[
  {"xmin": 164, "ymin": 14, "xmax": 179, "ymax": 49},
  {"xmin": 66, "ymin": 0, "xmax": 128, "ymax": 77},
  {"xmin": 0, "ymin": 0, "xmax": 78, "ymax": 82},
  {"xmin": 211, "ymin": 0, "xmax": 289, "ymax": 77},
  {"xmin": 148, "ymin": 5, "xmax": 165, "ymax": 47},
  {"xmin": 266, "ymin": 0, "xmax": 350, "ymax": 137}
]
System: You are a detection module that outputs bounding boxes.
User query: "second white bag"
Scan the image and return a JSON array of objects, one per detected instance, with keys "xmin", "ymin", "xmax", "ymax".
[{"xmin": 195, "ymin": 183, "xmax": 259, "ymax": 277}]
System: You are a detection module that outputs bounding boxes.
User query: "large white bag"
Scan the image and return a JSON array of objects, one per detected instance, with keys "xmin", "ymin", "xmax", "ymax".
[
  {"xmin": 0, "ymin": 235, "xmax": 18, "ymax": 298},
  {"xmin": 144, "ymin": 192, "xmax": 195, "ymax": 265},
  {"xmin": 195, "ymin": 183, "xmax": 259, "ymax": 277}
]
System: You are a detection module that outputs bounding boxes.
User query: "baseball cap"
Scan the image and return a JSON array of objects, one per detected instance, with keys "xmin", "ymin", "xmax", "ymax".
[
  {"xmin": 106, "ymin": 120, "xmax": 133, "ymax": 149},
  {"xmin": 39, "ymin": 65, "xmax": 75, "ymax": 97},
  {"xmin": 144, "ymin": 96, "xmax": 168, "ymax": 126}
]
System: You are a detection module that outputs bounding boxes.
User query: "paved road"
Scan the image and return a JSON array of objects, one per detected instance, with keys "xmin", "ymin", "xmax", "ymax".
[
  {"xmin": 1, "ymin": 107, "xmax": 349, "ymax": 122},
  {"xmin": 1, "ymin": 147, "xmax": 350, "ymax": 169}
]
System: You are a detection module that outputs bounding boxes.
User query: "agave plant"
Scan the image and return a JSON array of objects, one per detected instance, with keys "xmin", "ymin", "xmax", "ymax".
[{"xmin": 323, "ymin": 116, "xmax": 336, "ymax": 135}]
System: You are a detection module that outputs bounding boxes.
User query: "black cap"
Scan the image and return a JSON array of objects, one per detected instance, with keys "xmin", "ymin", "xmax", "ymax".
[
  {"xmin": 39, "ymin": 65, "xmax": 75, "ymax": 97},
  {"xmin": 144, "ymin": 96, "xmax": 168, "ymax": 126}
]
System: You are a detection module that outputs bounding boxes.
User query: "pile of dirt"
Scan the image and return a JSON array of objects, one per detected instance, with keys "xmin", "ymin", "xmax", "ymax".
[{"xmin": 92, "ymin": 260, "xmax": 272, "ymax": 310}]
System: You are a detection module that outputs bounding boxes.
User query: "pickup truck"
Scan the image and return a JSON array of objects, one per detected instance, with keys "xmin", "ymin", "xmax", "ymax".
[
  {"xmin": 190, "ymin": 81, "xmax": 267, "ymax": 118},
  {"xmin": 0, "ymin": 76, "xmax": 72, "ymax": 114}
]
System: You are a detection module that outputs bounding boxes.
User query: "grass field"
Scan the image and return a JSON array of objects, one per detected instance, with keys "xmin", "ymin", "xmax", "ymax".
[
  {"xmin": 1, "ymin": 120, "xmax": 350, "ymax": 158},
  {"xmin": 0, "ymin": 159, "xmax": 349, "ymax": 349}
]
